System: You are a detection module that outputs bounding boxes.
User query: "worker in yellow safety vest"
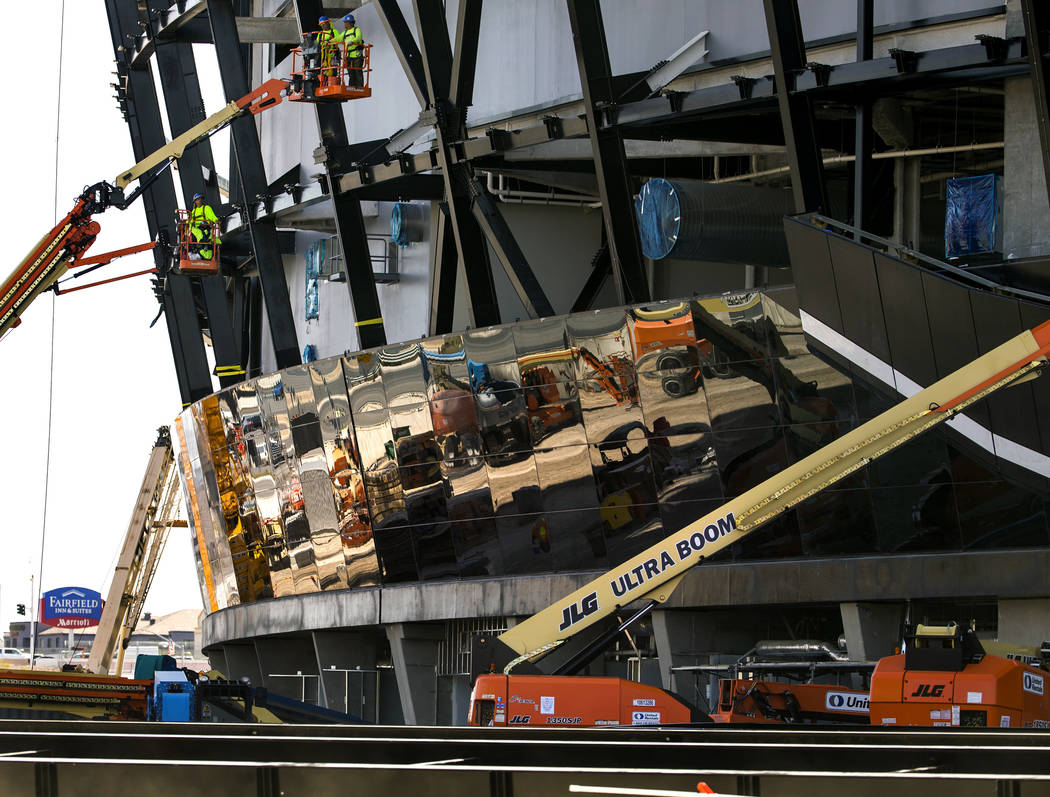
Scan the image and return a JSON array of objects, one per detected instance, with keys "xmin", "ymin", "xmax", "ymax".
[
  {"xmin": 188, "ymin": 193, "xmax": 220, "ymax": 260},
  {"xmin": 341, "ymin": 14, "xmax": 365, "ymax": 87},
  {"xmin": 317, "ymin": 15, "xmax": 341, "ymax": 86}
]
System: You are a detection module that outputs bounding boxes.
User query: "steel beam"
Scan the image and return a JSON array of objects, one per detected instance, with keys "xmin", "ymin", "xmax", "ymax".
[
  {"xmin": 412, "ymin": 0, "xmax": 499, "ymax": 327},
  {"xmin": 763, "ymin": 0, "xmax": 828, "ymax": 213},
  {"xmin": 1021, "ymin": 0, "xmax": 1050, "ymax": 209},
  {"xmin": 208, "ymin": 0, "xmax": 300, "ymax": 370},
  {"xmin": 374, "ymin": 0, "xmax": 430, "ymax": 108},
  {"xmin": 292, "ymin": 0, "xmax": 386, "ymax": 349},
  {"xmin": 450, "ymin": 0, "xmax": 483, "ymax": 109},
  {"xmin": 854, "ymin": 0, "xmax": 874, "ymax": 232},
  {"xmin": 153, "ymin": 37, "xmax": 246, "ymax": 381},
  {"xmin": 566, "ymin": 0, "xmax": 649, "ymax": 305},
  {"xmin": 105, "ymin": 0, "xmax": 212, "ymax": 405},
  {"xmin": 429, "ymin": 208, "xmax": 459, "ymax": 335}
]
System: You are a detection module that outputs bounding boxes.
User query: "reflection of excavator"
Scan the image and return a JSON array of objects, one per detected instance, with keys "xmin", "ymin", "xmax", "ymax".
[
  {"xmin": 630, "ymin": 302, "xmax": 709, "ymax": 398},
  {"xmin": 1, "ymin": 78, "xmax": 286, "ymax": 340},
  {"xmin": 467, "ymin": 321, "xmax": 1050, "ymax": 727}
]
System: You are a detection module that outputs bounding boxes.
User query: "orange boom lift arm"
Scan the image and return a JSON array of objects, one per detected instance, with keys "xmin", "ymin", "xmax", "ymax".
[{"xmin": 0, "ymin": 79, "xmax": 286, "ymax": 339}]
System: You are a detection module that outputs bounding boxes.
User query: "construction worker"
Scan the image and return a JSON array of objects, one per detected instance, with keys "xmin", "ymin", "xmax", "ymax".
[
  {"xmin": 317, "ymin": 15, "xmax": 341, "ymax": 86},
  {"xmin": 188, "ymin": 193, "xmax": 219, "ymax": 260},
  {"xmin": 342, "ymin": 14, "xmax": 364, "ymax": 87}
]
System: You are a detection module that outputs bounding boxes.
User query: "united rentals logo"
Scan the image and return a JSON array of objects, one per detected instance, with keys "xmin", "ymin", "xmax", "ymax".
[
  {"xmin": 1023, "ymin": 672, "xmax": 1045, "ymax": 696},
  {"xmin": 825, "ymin": 691, "xmax": 870, "ymax": 713}
]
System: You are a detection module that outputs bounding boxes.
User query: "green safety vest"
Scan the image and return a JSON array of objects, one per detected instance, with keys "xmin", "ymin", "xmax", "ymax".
[
  {"xmin": 345, "ymin": 26, "xmax": 363, "ymax": 58},
  {"xmin": 189, "ymin": 204, "xmax": 218, "ymax": 228}
]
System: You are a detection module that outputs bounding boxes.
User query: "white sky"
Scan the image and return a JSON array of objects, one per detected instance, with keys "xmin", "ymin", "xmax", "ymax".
[{"xmin": 0, "ymin": 2, "xmax": 234, "ymax": 626}]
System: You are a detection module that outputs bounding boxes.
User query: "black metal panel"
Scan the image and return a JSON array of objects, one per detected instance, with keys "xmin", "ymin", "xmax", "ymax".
[
  {"xmin": 429, "ymin": 210, "xmax": 458, "ymax": 335},
  {"xmin": 762, "ymin": 0, "xmax": 828, "ymax": 213},
  {"xmin": 154, "ymin": 40, "xmax": 218, "ymax": 207},
  {"xmin": 970, "ymin": 291, "xmax": 1042, "ymax": 464},
  {"xmin": 208, "ymin": 0, "xmax": 300, "ymax": 370},
  {"xmin": 106, "ymin": 0, "xmax": 211, "ymax": 406},
  {"xmin": 921, "ymin": 272, "xmax": 989, "ymax": 430},
  {"xmin": 167, "ymin": 273, "xmax": 214, "ymax": 402},
  {"xmin": 1021, "ymin": 0, "xmax": 1050, "ymax": 209},
  {"xmin": 202, "ymin": 277, "xmax": 245, "ymax": 388},
  {"xmin": 783, "ymin": 218, "xmax": 843, "ymax": 334},
  {"xmin": 873, "ymin": 252, "xmax": 936, "ymax": 388},
  {"xmin": 374, "ymin": 0, "xmax": 430, "ymax": 107},
  {"xmin": 1019, "ymin": 301, "xmax": 1050, "ymax": 460},
  {"xmin": 565, "ymin": 0, "xmax": 650, "ymax": 306},
  {"xmin": 450, "ymin": 0, "xmax": 483, "ymax": 108},
  {"xmin": 826, "ymin": 233, "xmax": 889, "ymax": 362},
  {"xmin": 853, "ymin": 0, "xmax": 874, "ymax": 232}
]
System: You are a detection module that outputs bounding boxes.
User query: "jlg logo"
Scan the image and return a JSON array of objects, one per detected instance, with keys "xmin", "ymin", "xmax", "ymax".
[
  {"xmin": 911, "ymin": 684, "xmax": 946, "ymax": 698},
  {"xmin": 558, "ymin": 591, "xmax": 599, "ymax": 631}
]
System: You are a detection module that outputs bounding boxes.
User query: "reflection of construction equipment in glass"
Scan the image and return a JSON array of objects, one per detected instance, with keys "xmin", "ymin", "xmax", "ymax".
[
  {"xmin": 468, "ymin": 320, "xmax": 1050, "ymax": 725},
  {"xmin": 288, "ymin": 36, "xmax": 372, "ymax": 103},
  {"xmin": 175, "ymin": 208, "xmax": 221, "ymax": 276}
]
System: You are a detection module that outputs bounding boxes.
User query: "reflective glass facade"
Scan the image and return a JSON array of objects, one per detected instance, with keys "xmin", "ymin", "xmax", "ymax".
[{"xmin": 175, "ymin": 288, "xmax": 1050, "ymax": 612}]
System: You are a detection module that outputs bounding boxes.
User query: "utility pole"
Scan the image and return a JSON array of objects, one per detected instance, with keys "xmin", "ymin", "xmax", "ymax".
[{"xmin": 28, "ymin": 575, "xmax": 35, "ymax": 668}]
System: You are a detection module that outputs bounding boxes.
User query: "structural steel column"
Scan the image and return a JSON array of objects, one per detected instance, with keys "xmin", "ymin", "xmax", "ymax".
[
  {"xmin": 292, "ymin": 0, "xmax": 387, "ymax": 349},
  {"xmin": 566, "ymin": 0, "xmax": 650, "ymax": 306},
  {"xmin": 763, "ymin": 0, "xmax": 828, "ymax": 213},
  {"xmin": 378, "ymin": 0, "xmax": 553, "ymax": 327},
  {"xmin": 429, "ymin": 204, "xmax": 459, "ymax": 335},
  {"xmin": 1021, "ymin": 0, "xmax": 1050, "ymax": 208},
  {"xmin": 208, "ymin": 0, "xmax": 300, "ymax": 370},
  {"xmin": 853, "ymin": 0, "xmax": 874, "ymax": 233},
  {"xmin": 105, "ymin": 0, "xmax": 212, "ymax": 405},
  {"xmin": 154, "ymin": 38, "xmax": 245, "ymax": 386}
]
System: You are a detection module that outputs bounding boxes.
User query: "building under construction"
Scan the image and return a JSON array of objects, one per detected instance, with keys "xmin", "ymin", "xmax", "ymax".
[{"xmin": 104, "ymin": 0, "xmax": 1050, "ymax": 726}]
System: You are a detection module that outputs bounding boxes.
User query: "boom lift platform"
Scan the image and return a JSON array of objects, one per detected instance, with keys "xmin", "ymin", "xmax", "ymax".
[
  {"xmin": 288, "ymin": 36, "xmax": 372, "ymax": 102},
  {"xmin": 469, "ymin": 320, "xmax": 1050, "ymax": 727}
]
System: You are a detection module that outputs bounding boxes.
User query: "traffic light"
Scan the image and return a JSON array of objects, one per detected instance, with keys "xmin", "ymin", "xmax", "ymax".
[{"xmin": 15, "ymin": 604, "xmax": 25, "ymax": 616}]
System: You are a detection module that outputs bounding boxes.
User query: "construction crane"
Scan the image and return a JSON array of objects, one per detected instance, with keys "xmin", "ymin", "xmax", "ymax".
[
  {"xmin": 468, "ymin": 320, "xmax": 1050, "ymax": 726},
  {"xmin": 87, "ymin": 427, "xmax": 185, "ymax": 676},
  {"xmin": 0, "ymin": 79, "xmax": 285, "ymax": 339}
]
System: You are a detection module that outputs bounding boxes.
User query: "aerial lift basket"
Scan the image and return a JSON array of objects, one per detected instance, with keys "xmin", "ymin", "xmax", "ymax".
[
  {"xmin": 175, "ymin": 209, "xmax": 221, "ymax": 276},
  {"xmin": 288, "ymin": 39, "xmax": 372, "ymax": 102}
]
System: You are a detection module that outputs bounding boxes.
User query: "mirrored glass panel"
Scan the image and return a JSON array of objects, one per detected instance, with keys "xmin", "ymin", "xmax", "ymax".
[
  {"xmin": 497, "ymin": 512, "xmax": 553, "ymax": 575},
  {"xmin": 546, "ymin": 507, "xmax": 608, "ymax": 571},
  {"xmin": 627, "ymin": 301, "xmax": 700, "ymax": 374}
]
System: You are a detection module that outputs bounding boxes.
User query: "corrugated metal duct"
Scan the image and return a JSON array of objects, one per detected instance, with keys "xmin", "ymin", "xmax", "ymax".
[{"xmin": 634, "ymin": 178, "xmax": 794, "ymax": 266}]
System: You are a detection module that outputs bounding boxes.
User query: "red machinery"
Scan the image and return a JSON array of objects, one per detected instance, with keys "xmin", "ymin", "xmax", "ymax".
[
  {"xmin": 289, "ymin": 36, "xmax": 372, "ymax": 102},
  {"xmin": 870, "ymin": 624, "xmax": 1050, "ymax": 728}
]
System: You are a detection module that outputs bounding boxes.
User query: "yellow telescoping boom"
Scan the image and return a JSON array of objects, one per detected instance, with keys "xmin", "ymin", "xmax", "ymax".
[{"xmin": 474, "ymin": 320, "xmax": 1050, "ymax": 676}]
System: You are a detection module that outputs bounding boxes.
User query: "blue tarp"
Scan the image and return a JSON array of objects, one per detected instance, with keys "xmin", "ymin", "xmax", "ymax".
[
  {"xmin": 634, "ymin": 177, "xmax": 681, "ymax": 259},
  {"xmin": 945, "ymin": 174, "xmax": 1001, "ymax": 258},
  {"xmin": 305, "ymin": 239, "xmax": 324, "ymax": 319}
]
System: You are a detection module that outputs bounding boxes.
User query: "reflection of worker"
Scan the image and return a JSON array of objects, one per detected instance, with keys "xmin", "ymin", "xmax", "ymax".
[
  {"xmin": 188, "ymin": 193, "xmax": 219, "ymax": 260},
  {"xmin": 342, "ymin": 14, "xmax": 364, "ymax": 87},
  {"xmin": 317, "ymin": 15, "xmax": 341, "ymax": 86}
]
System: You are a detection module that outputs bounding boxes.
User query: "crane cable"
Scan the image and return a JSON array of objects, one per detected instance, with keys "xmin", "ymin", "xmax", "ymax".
[{"xmin": 33, "ymin": 0, "xmax": 66, "ymax": 667}]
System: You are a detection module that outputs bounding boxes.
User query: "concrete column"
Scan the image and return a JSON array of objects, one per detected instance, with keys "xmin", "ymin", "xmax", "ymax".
[
  {"xmin": 206, "ymin": 647, "xmax": 229, "ymax": 677},
  {"xmin": 652, "ymin": 609, "xmax": 760, "ymax": 694},
  {"xmin": 386, "ymin": 623, "xmax": 444, "ymax": 725},
  {"xmin": 311, "ymin": 631, "xmax": 379, "ymax": 719},
  {"xmin": 222, "ymin": 643, "xmax": 262, "ymax": 687},
  {"xmin": 255, "ymin": 636, "xmax": 320, "ymax": 702},
  {"xmin": 998, "ymin": 599, "xmax": 1050, "ymax": 645},
  {"xmin": 839, "ymin": 602, "xmax": 904, "ymax": 661}
]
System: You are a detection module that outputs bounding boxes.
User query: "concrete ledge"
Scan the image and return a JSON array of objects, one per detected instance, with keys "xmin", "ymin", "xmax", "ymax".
[{"xmin": 202, "ymin": 549, "xmax": 1050, "ymax": 648}]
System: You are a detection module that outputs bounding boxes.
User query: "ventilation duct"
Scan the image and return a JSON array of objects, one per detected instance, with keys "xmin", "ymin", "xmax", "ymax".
[{"xmin": 634, "ymin": 178, "xmax": 793, "ymax": 265}]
